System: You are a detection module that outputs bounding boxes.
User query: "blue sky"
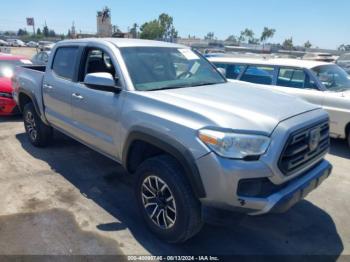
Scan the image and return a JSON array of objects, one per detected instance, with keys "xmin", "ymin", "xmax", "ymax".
[{"xmin": 0, "ymin": 0, "xmax": 348, "ymax": 49}]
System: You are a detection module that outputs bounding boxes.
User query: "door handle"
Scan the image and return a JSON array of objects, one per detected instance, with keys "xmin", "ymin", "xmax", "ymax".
[
  {"xmin": 43, "ymin": 84, "xmax": 53, "ymax": 90},
  {"xmin": 72, "ymin": 93, "xmax": 84, "ymax": 100}
]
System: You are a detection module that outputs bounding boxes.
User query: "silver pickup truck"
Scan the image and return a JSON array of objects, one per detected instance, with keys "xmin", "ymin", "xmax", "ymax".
[{"xmin": 13, "ymin": 38, "xmax": 332, "ymax": 243}]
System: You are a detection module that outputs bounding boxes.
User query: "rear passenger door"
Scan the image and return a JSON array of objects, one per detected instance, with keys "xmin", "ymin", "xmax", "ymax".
[
  {"xmin": 272, "ymin": 67, "xmax": 324, "ymax": 106},
  {"xmin": 43, "ymin": 46, "xmax": 81, "ymax": 131},
  {"xmin": 240, "ymin": 65, "xmax": 276, "ymax": 85}
]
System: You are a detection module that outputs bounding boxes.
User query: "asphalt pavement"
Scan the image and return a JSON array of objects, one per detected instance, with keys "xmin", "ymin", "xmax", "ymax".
[{"xmin": 0, "ymin": 116, "xmax": 349, "ymax": 259}]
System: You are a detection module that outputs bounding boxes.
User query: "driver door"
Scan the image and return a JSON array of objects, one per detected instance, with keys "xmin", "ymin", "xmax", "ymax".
[{"xmin": 70, "ymin": 47, "xmax": 123, "ymax": 159}]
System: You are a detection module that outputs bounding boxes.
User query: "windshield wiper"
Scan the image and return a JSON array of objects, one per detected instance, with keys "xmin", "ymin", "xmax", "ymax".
[
  {"xmin": 191, "ymin": 82, "xmax": 219, "ymax": 87},
  {"xmin": 148, "ymin": 82, "xmax": 219, "ymax": 91},
  {"xmin": 148, "ymin": 85, "xmax": 190, "ymax": 91}
]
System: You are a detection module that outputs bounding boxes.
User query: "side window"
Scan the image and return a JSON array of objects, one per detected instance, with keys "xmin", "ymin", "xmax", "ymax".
[
  {"xmin": 226, "ymin": 64, "xmax": 245, "ymax": 79},
  {"xmin": 277, "ymin": 68, "xmax": 317, "ymax": 89},
  {"xmin": 241, "ymin": 65, "xmax": 275, "ymax": 85},
  {"xmin": 82, "ymin": 48, "xmax": 116, "ymax": 81},
  {"xmin": 213, "ymin": 63, "xmax": 227, "ymax": 71},
  {"xmin": 213, "ymin": 63, "xmax": 244, "ymax": 79},
  {"xmin": 52, "ymin": 47, "xmax": 79, "ymax": 80},
  {"xmin": 278, "ymin": 68, "xmax": 305, "ymax": 88}
]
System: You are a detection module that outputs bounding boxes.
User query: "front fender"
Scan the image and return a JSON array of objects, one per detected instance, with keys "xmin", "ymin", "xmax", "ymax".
[{"xmin": 122, "ymin": 126, "xmax": 207, "ymax": 198}]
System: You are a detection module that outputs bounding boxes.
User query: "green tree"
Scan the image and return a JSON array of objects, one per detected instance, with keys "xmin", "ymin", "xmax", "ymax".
[
  {"xmin": 140, "ymin": 13, "xmax": 177, "ymax": 41},
  {"xmin": 249, "ymin": 38, "xmax": 260, "ymax": 44},
  {"xmin": 140, "ymin": 20, "xmax": 163, "ymax": 40},
  {"xmin": 43, "ymin": 25, "xmax": 49, "ymax": 37},
  {"xmin": 17, "ymin": 29, "xmax": 28, "ymax": 36},
  {"xmin": 226, "ymin": 35, "xmax": 238, "ymax": 43},
  {"xmin": 282, "ymin": 37, "xmax": 294, "ymax": 50},
  {"xmin": 48, "ymin": 30, "xmax": 56, "ymax": 37},
  {"xmin": 169, "ymin": 25, "xmax": 178, "ymax": 41},
  {"xmin": 129, "ymin": 23, "xmax": 138, "ymax": 38},
  {"xmin": 158, "ymin": 13, "xmax": 177, "ymax": 41},
  {"xmin": 304, "ymin": 40, "xmax": 312, "ymax": 49},
  {"xmin": 204, "ymin": 32, "xmax": 215, "ymax": 40},
  {"xmin": 260, "ymin": 27, "xmax": 276, "ymax": 46},
  {"xmin": 239, "ymin": 28, "xmax": 258, "ymax": 44},
  {"xmin": 36, "ymin": 28, "xmax": 42, "ymax": 35}
]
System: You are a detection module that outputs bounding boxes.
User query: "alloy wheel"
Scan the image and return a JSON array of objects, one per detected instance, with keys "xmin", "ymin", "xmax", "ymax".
[
  {"xmin": 25, "ymin": 111, "xmax": 37, "ymax": 141},
  {"xmin": 141, "ymin": 175, "xmax": 177, "ymax": 229}
]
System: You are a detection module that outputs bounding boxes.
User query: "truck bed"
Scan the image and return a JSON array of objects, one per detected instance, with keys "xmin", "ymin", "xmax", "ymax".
[
  {"xmin": 14, "ymin": 65, "xmax": 46, "ymax": 117},
  {"xmin": 22, "ymin": 65, "xmax": 46, "ymax": 72}
]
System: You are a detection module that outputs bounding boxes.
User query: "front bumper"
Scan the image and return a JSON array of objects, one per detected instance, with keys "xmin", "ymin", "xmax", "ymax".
[
  {"xmin": 246, "ymin": 160, "xmax": 332, "ymax": 215},
  {"xmin": 0, "ymin": 97, "xmax": 18, "ymax": 116},
  {"xmin": 196, "ymin": 152, "xmax": 332, "ymax": 215}
]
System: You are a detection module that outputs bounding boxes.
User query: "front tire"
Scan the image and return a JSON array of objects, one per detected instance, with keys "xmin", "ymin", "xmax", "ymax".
[
  {"xmin": 135, "ymin": 155, "xmax": 203, "ymax": 243},
  {"xmin": 23, "ymin": 103, "xmax": 52, "ymax": 147}
]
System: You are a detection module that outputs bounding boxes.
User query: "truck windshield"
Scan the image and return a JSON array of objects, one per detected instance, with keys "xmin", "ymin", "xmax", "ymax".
[
  {"xmin": 120, "ymin": 47, "xmax": 226, "ymax": 91},
  {"xmin": 312, "ymin": 64, "xmax": 350, "ymax": 92}
]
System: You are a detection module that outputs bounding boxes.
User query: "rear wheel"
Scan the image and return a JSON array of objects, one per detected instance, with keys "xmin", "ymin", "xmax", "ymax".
[
  {"xmin": 23, "ymin": 103, "xmax": 52, "ymax": 147},
  {"xmin": 135, "ymin": 155, "xmax": 203, "ymax": 243},
  {"xmin": 347, "ymin": 130, "xmax": 350, "ymax": 149}
]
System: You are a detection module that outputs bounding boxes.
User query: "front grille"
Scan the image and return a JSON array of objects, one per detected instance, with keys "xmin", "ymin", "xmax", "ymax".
[{"xmin": 279, "ymin": 121, "xmax": 329, "ymax": 176}]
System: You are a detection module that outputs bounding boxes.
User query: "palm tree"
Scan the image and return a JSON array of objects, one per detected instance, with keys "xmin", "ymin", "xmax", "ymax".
[{"xmin": 260, "ymin": 27, "xmax": 276, "ymax": 48}]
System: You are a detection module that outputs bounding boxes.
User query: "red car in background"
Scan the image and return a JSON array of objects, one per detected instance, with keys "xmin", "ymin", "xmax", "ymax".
[{"xmin": 0, "ymin": 54, "xmax": 32, "ymax": 116}]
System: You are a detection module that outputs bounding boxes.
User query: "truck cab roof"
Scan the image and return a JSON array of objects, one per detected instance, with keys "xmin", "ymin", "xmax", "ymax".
[{"xmin": 57, "ymin": 38, "xmax": 188, "ymax": 49}]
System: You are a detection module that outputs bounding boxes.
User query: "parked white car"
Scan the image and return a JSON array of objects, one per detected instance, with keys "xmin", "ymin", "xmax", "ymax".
[
  {"xmin": 38, "ymin": 41, "xmax": 54, "ymax": 51},
  {"xmin": 209, "ymin": 57, "xmax": 350, "ymax": 147},
  {"xmin": 26, "ymin": 41, "xmax": 39, "ymax": 48},
  {"xmin": 6, "ymin": 39, "xmax": 26, "ymax": 47},
  {"xmin": 0, "ymin": 39, "xmax": 9, "ymax": 46}
]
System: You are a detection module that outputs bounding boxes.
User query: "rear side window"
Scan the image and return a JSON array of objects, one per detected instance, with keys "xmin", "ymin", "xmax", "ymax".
[
  {"xmin": 52, "ymin": 47, "xmax": 79, "ymax": 80},
  {"xmin": 241, "ymin": 65, "xmax": 275, "ymax": 85},
  {"xmin": 277, "ymin": 68, "xmax": 317, "ymax": 89},
  {"xmin": 278, "ymin": 68, "xmax": 306, "ymax": 88},
  {"xmin": 213, "ymin": 63, "xmax": 245, "ymax": 79}
]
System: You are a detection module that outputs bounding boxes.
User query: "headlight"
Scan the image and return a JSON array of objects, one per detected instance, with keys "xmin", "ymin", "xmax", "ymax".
[
  {"xmin": 0, "ymin": 92, "xmax": 12, "ymax": 98},
  {"xmin": 198, "ymin": 129, "xmax": 270, "ymax": 159}
]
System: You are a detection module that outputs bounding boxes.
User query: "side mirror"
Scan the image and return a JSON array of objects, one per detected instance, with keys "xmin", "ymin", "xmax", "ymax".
[
  {"xmin": 84, "ymin": 73, "xmax": 121, "ymax": 93},
  {"xmin": 217, "ymin": 67, "xmax": 226, "ymax": 76}
]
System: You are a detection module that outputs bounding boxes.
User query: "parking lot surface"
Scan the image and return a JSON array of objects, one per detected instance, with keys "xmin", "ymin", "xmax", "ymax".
[
  {"xmin": 0, "ymin": 117, "xmax": 349, "ymax": 257},
  {"xmin": 9, "ymin": 47, "xmax": 37, "ymax": 59}
]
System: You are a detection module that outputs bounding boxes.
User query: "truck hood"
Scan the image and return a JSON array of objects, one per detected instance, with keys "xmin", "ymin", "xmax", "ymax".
[
  {"xmin": 0, "ymin": 77, "xmax": 12, "ymax": 93},
  {"xmin": 143, "ymin": 81, "xmax": 320, "ymax": 135}
]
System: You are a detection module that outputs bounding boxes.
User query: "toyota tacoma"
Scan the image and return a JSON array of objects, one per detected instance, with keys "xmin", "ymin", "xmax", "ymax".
[{"xmin": 13, "ymin": 38, "xmax": 332, "ymax": 243}]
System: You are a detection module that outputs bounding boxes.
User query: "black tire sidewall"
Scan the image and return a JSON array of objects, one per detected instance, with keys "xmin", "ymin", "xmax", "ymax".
[
  {"xmin": 23, "ymin": 103, "xmax": 51, "ymax": 146},
  {"xmin": 23, "ymin": 104, "xmax": 38, "ymax": 144},
  {"xmin": 135, "ymin": 157, "xmax": 198, "ymax": 243}
]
